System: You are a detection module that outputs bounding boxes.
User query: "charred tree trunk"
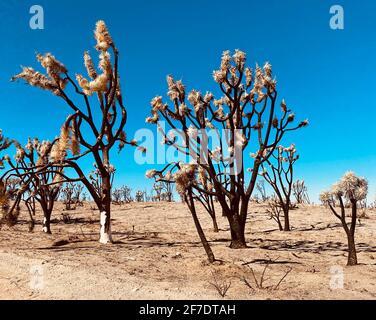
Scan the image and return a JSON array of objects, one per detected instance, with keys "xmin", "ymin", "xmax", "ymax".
[
  {"xmin": 99, "ymin": 174, "xmax": 113, "ymax": 244},
  {"xmin": 42, "ymin": 209, "xmax": 52, "ymax": 234},
  {"xmin": 212, "ymin": 216, "xmax": 219, "ymax": 233},
  {"xmin": 186, "ymin": 190, "xmax": 215, "ymax": 263},
  {"xmin": 209, "ymin": 195, "xmax": 219, "ymax": 233},
  {"xmin": 276, "ymin": 216, "xmax": 283, "ymax": 231},
  {"xmin": 283, "ymin": 205, "xmax": 291, "ymax": 232},
  {"xmin": 25, "ymin": 198, "xmax": 36, "ymax": 232},
  {"xmin": 227, "ymin": 213, "xmax": 247, "ymax": 249},
  {"xmin": 346, "ymin": 201, "xmax": 358, "ymax": 266},
  {"xmin": 346, "ymin": 233, "xmax": 357, "ymax": 266}
]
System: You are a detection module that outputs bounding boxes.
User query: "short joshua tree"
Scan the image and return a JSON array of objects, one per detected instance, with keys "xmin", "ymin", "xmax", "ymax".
[
  {"xmin": 61, "ymin": 182, "xmax": 85, "ymax": 210},
  {"xmin": 256, "ymin": 181, "xmax": 268, "ymax": 202},
  {"xmin": 1, "ymin": 138, "xmax": 63, "ymax": 233},
  {"xmin": 320, "ymin": 172, "xmax": 368, "ymax": 266},
  {"xmin": 293, "ymin": 179, "xmax": 310, "ymax": 204},
  {"xmin": 135, "ymin": 190, "xmax": 146, "ymax": 202},
  {"xmin": 260, "ymin": 144, "xmax": 298, "ymax": 231}
]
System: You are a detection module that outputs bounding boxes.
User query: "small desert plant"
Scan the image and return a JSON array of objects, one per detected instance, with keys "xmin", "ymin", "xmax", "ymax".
[
  {"xmin": 0, "ymin": 181, "xmax": 20, "ymax": 228},
  {"xmin": 209, "ymin": 270, "xmax": 232, "ymax": 298},
  {"xmin": 241, "ymin": 259, "xmax": 292, "ymax": 292},
  {"xmin": 320, "ymin": 172, "xmax": 368, "ymax": 266},
  {"xmin": 61, "ymin": 212, "xmax": 71, "ymax": 224},
  {"xmin": 1, "ymin": 205, "xmax": 20, "ymax": 228}
]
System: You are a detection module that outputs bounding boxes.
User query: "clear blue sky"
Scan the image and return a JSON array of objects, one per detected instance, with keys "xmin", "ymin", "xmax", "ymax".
[{"xmin": 0, "ymin": 0, "xmax": 375, "ymax": 202}]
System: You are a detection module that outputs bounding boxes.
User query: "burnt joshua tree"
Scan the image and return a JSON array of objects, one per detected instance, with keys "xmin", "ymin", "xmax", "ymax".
[
  {"xmin": 293, "ymin": 179, "xmax": 310, "ymax": 204},
  {"xmin": 147, "ymin": 164, "xmax": 216, "ymax": 263},
  {"xmin": 119, "ymin": 185, "xmax": 133, "ymax": 203},
  {"xmin": 195, "ymin": 167, "xmax": 219, "ymax": 232},
  {"xmin": 152, "ymin": 181, "xmax": 174, "ymax": 202},
  {"xmin": 320, "ymin": 172, "xmax": 368, "ymax": 266},
  {"xmin": 266, "ymin": 196, "xmax": 284, "ymax": 231},
  {"xmin": 61, "ymin": 182, "xmax": 84, "ymax": 210},
  {"xmin": 135, "ymin": 190, "xmax": 146, "ymax": 202},
  {"xmin": 1, "ymin": 139, "xmax": 62, "ymax": 233},
  {"xmin": 260, "ymin": 144, "xmax": 298, "ymax": 231},
  {"xmin": 256, "ymin": 181, "xmax": 268, "ymax": 202},
  {"xmin": 12, "ymin": 21, "xmax": 135, "ymax": 244},
  {"xmin": 146, "ymin": 50, "xmax": 307, "ymax": 248}
]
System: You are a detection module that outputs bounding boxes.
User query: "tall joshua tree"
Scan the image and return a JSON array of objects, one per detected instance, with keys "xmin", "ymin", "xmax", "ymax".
[
  {"xmin": 146, "ymin": 50, "xmax": 307, "ymax": 248},
  {"xmin": 320, "ymin": 172, "xmax": 368, "ymax": 266},
  {"xmin": 12, "ymin": 21, "xmax": 134, "ymax": 243},
  {"xmin": 260, "ymin": 144, "xmax": 298, "ymax": 231}
]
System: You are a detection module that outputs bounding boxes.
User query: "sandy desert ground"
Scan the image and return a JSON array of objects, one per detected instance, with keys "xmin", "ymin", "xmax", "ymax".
[{"xmin": 0, "ymin": 201, "xmax": 376, "ymax": 300}]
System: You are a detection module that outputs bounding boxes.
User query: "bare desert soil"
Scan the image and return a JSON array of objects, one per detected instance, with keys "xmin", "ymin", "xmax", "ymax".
[{"xmin": 0, "ymin": 201, "xmax": 376, "ymax": 300}]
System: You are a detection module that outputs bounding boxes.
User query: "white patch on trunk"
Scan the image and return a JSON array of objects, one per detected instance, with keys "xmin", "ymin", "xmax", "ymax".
[
  {"xmin": 42, "ymin": 217, "xmax": 48, "ymax": 233},
  {"xmin": 99, "ymin": 211, "xmax": 112, "ymax": 244}
]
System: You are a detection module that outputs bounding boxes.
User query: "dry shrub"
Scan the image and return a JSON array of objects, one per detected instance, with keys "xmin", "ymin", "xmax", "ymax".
[
  {"xmin": 241, "ymin": 259, "xmax": 292, "ymax": 293},
  {"xmin": 209, "ymin": 270, "xmax": 232, "ymax": 298},
  {"xmin": 1, "ymin": 205, "xmax": 20, "ymax": 228}
]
